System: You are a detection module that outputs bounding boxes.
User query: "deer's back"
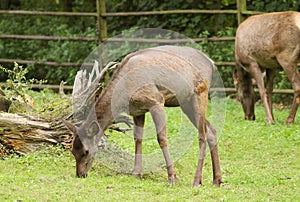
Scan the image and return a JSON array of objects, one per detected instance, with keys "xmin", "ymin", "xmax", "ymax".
[
  {"xmin": 235, "ymin": 11, "xmax": 300, "ymax": 69},
  {"xmin": 110, "ymin": 45, "xmax": 214, "ymax": 115}
]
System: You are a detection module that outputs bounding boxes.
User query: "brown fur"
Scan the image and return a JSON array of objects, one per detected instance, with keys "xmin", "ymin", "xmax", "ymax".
[
  {"xmin": 65, "ymin": 45, "xmax": 223, "ymax": 187},
  {"xmin": 235, "ymin": 11, "xmax": 300, "ymax": 124}
]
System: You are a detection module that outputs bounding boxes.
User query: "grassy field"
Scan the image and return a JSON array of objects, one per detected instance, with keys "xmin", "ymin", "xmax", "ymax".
[{"xmin": 0, "ymin": 97, "xmax": 299, "ymax": 201}]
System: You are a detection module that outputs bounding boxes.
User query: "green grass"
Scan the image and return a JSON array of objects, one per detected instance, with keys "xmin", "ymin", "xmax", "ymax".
[{"xmin": 0, "ymin": 98, "xmax": 299, "ymax": 201}]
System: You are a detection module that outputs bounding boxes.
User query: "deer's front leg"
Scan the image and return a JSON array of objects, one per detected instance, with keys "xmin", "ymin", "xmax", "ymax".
[
  {"xmin": 149, "ymin": 104, "xmax": 177, "ymax": 185},
  {"xmin": 133, "ymin": 115, "xmax": 145, "ymax": 179}
]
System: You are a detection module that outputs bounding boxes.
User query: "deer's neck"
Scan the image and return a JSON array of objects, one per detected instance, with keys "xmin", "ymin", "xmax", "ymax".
[{"xmin": 95, "ymin": 77, "xmax": 117, "ymax": 132}]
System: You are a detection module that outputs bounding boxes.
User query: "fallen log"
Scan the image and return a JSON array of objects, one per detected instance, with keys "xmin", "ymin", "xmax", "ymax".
[
  {"xmin": 0, "ymin": 112, "xmax": 72, "ymax": 155},
  {"xmin": 0, "ymin": 112, "xmax": 132, "ymax": 156}
]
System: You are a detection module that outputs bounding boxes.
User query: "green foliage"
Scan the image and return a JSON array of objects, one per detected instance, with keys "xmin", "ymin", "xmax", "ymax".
[
  {"xmin": 0, "ymin": 99, "xmax": 299, "ymax": 201},
  {"xmin": 197, "ymin": 29, "xmax": 236, "ymax": 88},
  {"xmin": 0, "ymin": 12, "xmax": 97, "ymax": 83},
  {"xmin": 247, "ymin": 0, "xmax": 299, "ymax": 12},
  {"xmin": 0, "ymin": 63, "xmax": 72, "ymax": 115},
  {"xmin": 0, "ymin": 0, "xmax": 98, "ymax": 84},
  {"xmin": 0, "ymin": 62, "xmax": 46, "ymax": 104},
  {"xmin": 27, "ymin": 89, "xmax": 72, "ymax": 121},
  {"xmin": 107, "ymin": 0, "xmax": 237, "ymax": 38}
]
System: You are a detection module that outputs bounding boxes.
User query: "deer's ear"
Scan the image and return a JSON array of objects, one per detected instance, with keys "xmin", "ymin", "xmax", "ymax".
[
  {"xmin": 62, "ymin": 119, "xmax": 77, "ymax": 134},
  {"xmin": 87, "ymin": 121, "xmax": 100, "ymax": 137}
]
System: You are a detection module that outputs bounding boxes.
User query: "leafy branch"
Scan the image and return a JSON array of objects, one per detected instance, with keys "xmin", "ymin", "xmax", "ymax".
[{"xmin": 0, "ymin": 62, "xmax": 47, "ymax": 105}]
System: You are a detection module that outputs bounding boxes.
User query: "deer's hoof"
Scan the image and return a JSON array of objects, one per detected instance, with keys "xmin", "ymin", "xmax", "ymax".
[
  {"xmin": 286, "ymin": 118, "xmax": 294, "ymax": 125},
  {"xmin": 132, "ymin": 173, "xmax": 141, "ymax": 180},
  {"xmin": 192, "ymin": 178, "xmax": 202, "ymax": 187},
  {"xmin": 168, "ymin": 174, "xmax": 177, "ymax": 185},
  {"xmin": 213, "ymin": 177, "xmax": 223, "ymax": 187},
  {"xmin": 245, "ymin": 115, "xmax": 255, "ymax": 120}
]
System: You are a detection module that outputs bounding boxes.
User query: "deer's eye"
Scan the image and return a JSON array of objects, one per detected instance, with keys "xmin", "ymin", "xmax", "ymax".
[{"xmin": 82, "ymin": 149, "xmax": 89, "ymax": 157}]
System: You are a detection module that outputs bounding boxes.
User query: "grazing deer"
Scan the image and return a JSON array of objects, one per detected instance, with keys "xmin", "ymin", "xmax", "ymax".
[
  {"xmin": 63, "ymin": 45, "xmax": 223, "ymax": 187},
  {"xmin": 234, "ymin": 11, "xmax": 300, "ymax": 124}
]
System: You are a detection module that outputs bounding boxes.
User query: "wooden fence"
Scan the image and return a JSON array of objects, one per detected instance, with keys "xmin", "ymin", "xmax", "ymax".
[{"xmin": 0, "ymin": 0, "xmax": 294, "ymax": 93}]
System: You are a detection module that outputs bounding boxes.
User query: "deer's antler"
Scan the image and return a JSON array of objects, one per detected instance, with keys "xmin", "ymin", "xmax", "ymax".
[{"xmin": 72, "ymin": 61, "xmax": 118, "ymax": 123}]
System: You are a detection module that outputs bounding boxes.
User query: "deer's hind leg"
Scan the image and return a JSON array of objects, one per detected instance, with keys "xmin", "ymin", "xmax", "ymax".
[
  {"xmin": 206, "ymin": 120, "xmax": 223, "ymax": 186},
  {"xmin": 181, "ymin": 83, "xmax": 222, "ymax": 187},
  {"xmin": 133, "ymin": 115, "xmax": 145, "ymax": 179},
  {"xmin": 276, "ymin": 49, "xmax": 300, "ymax": 124},
  {"xmin": 181, "ymin": 81, "xmax": 209, "ymax": 187},
  {"xmin": 149, "ymin": 104, "xmax": 177, "ymax": 185},
  {"xmin": 266, "ymin": 69, "xmax": 276, "ymax": 121},
  {"xmin": 192, "ymin": 81, "xmax": 209, "ymax": 187},
  {"xmin": 249, "ymin": 62, "xmax": 274, "ymax": 124},
  {"xmin": 181, "ymin": 100, "xmax": 222, "ymax": 187}
]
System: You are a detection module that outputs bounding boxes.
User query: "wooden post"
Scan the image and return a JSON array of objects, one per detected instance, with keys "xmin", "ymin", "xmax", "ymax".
[
  {"xmin": 236, "ymin": 0, "xmax": 247, "ymax": 25},
  {"xmin": 96, "ymin": 0, "xmax": 107, "ymax": 44}
]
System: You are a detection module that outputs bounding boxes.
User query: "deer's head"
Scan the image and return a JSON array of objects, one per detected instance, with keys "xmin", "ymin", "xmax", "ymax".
[
  {"xmin": 64, "ymin": 61, "xmax": 117, "ymax": 177},
  {"xmin": 63, "ymin": 109, "xmax": 102, "ymax": 178},
  {"xmin": 233, "ymin": 68, "xmax": 256, "ymax": 120}
]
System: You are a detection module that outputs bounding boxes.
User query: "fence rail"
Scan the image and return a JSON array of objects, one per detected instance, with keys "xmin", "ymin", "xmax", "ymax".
[
  {"xmin": 103, "ymin": 9, "xmax": 239, "ymax": 16},
  {"xmin": 0, "ymin": 10, "xmax": 96, "ymax": 16},
  {"xmin": 0, "ymin": 59, "xmax": 81, "ymax": 67},
  {"xmin": 105, "ymin": 37, "xmax": 235, "ymax": 43},
  {"xmin": 0, "ymin": 34, "xmax": 235, "ymax": 42},
  {"xmin": 0, "ymin": 34, "xmax": 97, "ymax": 42}
]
